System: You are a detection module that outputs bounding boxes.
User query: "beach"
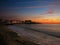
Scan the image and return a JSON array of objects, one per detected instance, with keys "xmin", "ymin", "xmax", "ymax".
[
  {"xmin": 0, "ymin": 25, "xmax": 39, "ymax": 45},
  {"xmin": 7, "ymin": 24, "xmax": 60, "ymax": 45}
]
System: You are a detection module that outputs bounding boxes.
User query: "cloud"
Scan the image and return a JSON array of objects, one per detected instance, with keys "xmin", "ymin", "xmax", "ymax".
[
  {"xmin": 1, "ymin": 6, "xmax": 48, "ymax": 9},
  {"xmin": 54, "ymin": 0, "xmax": 60, "ymax": 2},
  {"xmin": 17, "ymin": 6, "xmax": 47, "ymax": 8},
  {"xmin": 16, "ymin": 1, "xmax": 48, "ymax": 4},
  {"xmin": 15, "ymin": 5, "xmax": 55, "ymax": 9}
]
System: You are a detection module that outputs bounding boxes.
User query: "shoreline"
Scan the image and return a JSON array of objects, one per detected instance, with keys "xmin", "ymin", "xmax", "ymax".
[
  {"xmin": 0, "ymin": 25, "xmax": 60, "ymax": 45},
  {"xmin": 7, "ymin": 25, "xmax": 60, "ymax": 45},
  {"xmin": 0, "ymin": 25, "xmax": 39, "ymax": 45},
  {"xmin": 14, "ymin": 24, "xmax": 60, "ymax": 38}
]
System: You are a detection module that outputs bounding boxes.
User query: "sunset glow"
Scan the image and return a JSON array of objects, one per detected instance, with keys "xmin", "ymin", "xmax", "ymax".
[{"xmin": 0, "ymin": 0, "xmax": 60, "ymax": 24}]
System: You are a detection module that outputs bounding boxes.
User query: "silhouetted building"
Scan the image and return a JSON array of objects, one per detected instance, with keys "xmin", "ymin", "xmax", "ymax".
[
  {"xmin": 24, "ymin": 20, "xmax": 42, "ymax": 24},
  {"xmin": 25, "ymin": 20, "xmax": 32, "ymax": 24},
  {"xmin": 0, "ymin": 19, "xmax": 2, "ymax": 24},
  {"xmin": 22, "ymin": 21, "xmax": 25, "ymax": 24}
]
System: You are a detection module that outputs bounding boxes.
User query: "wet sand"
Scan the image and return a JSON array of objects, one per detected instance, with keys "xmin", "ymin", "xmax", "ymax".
[{"xmin": 7, "ymin": 25, "xmax": 60, "ymax": 45}]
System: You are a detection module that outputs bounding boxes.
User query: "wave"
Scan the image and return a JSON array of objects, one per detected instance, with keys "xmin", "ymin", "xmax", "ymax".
[{"xmin": 20, "ymin": 26, "xmax": 60, "ymax": 38}]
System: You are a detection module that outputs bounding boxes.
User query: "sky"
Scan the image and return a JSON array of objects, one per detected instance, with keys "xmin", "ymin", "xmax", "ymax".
[{"xmin": 0, "ymin": 0, "xmax": 60, "ymax": 23}]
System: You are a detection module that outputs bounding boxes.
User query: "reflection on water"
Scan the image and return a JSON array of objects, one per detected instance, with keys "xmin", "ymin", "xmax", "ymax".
[
  {"xmin": 7, "ymin": 24, "xmax": 60, "ymax": 37},
  {"xmin": 8, "ymin": 24, "xmax": 60, "ymax": 45},
  {"xmin": 21, "ymin": 24, "xmax": 60, "ymax": 32}
]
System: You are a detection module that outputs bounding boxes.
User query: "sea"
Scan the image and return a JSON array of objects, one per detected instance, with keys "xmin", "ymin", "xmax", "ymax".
[{"xmin": 7, "ymin": 24, "xmax": 60, "ymax": 45}]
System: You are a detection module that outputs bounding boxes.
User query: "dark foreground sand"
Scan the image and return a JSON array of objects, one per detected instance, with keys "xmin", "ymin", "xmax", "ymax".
[{"xmin": 0, "ymin": 25, "xmax": 39, "ymax": 45}]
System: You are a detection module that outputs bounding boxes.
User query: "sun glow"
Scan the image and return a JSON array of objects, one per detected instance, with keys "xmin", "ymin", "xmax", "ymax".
[{"xmin": 32, "ymin": 14, "xmax": 60, "ymax": 24}]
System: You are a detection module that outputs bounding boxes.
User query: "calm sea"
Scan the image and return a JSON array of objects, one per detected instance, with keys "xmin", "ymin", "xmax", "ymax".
[
  {"xmin": 19, "ymin": 24, "xmax": 60, "ymax": 32},
  {"xmin": 8, "ymin": 24, "xmax": 60, "ymax": 37}
]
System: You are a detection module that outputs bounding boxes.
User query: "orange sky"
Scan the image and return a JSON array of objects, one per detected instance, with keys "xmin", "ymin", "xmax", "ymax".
[
  {"xmin": 33, "ymin": 19, "xmax": 60, "ymax": 24},
  {"xmin": 1, "ymin": 0, "xmax": 60, "ymax": 24}
]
